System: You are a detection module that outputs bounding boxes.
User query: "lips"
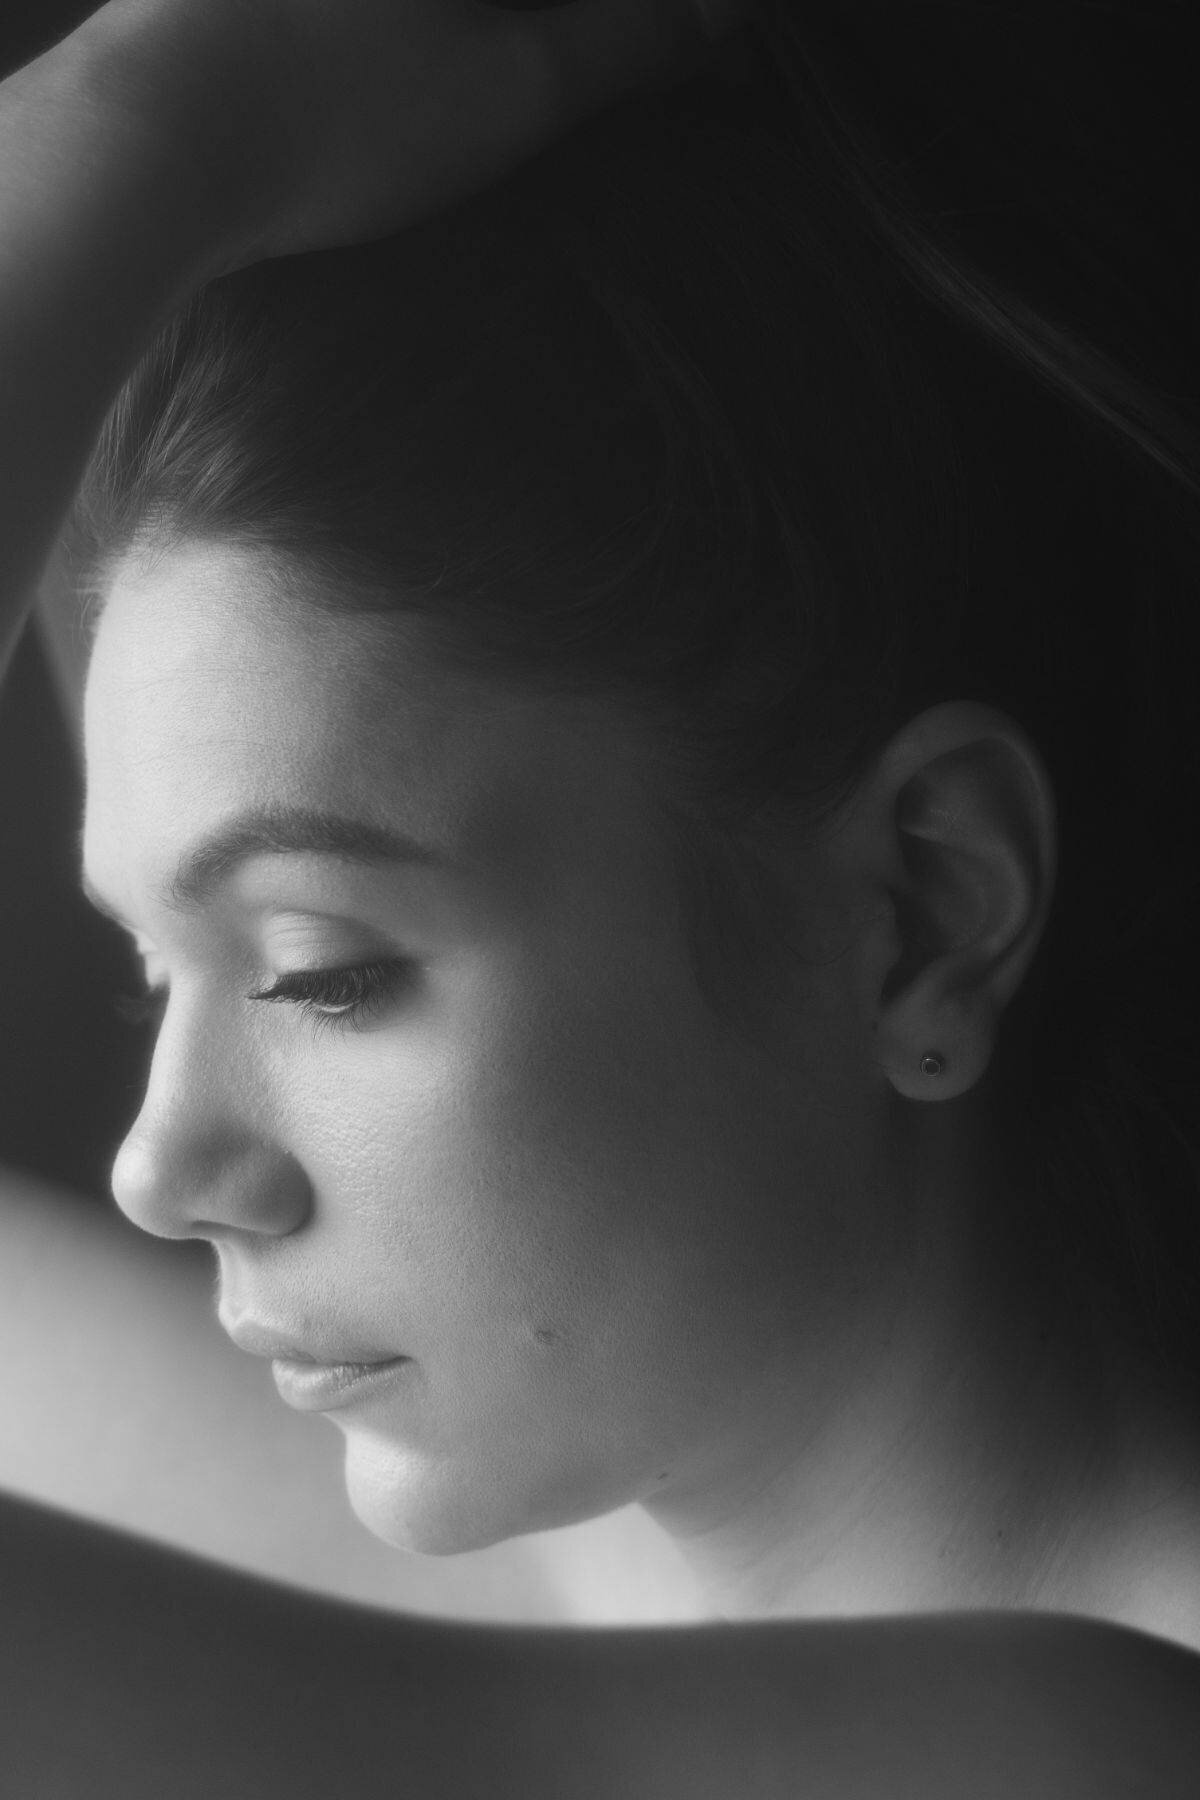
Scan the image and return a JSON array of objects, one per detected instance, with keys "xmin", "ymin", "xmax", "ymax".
[
  {"xmin": 270, "ymin": 1354, "xmax": 411, "ymax": 1413},
  {"xmin": 220, "ymin": 1315, "xmax": 401, "ymax": 1367}
]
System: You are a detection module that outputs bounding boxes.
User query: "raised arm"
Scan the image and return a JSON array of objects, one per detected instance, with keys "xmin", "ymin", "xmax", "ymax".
[{"xmin": 0, "ymin": 0, "xmax": 718, "ymax": 676}]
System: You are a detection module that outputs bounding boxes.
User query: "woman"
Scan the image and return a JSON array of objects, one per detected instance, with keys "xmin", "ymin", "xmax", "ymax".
[{"xmin": 2, "ymin": 0, "xmax": 1199, "ymax": 1792}]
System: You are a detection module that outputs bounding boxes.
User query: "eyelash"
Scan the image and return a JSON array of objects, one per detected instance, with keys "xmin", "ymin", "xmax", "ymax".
[
  {"xmin": 113, "ymin": 959, "xmax": 408, "ymax": 1036},
  {"xmin": 248, "ymin": 959, "xmax": 407, "ymax": 1032}
]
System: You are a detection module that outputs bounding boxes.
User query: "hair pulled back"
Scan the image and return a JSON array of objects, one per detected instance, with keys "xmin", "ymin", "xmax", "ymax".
[{"xmin": 73, "ymin": 3, "xmax": 1200, "ymax": 1402}]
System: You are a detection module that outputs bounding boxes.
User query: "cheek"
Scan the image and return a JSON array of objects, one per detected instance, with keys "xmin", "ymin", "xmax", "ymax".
[{"xmin": 280, "ymin": 944, "xmax": 776, "ymax": 1386}]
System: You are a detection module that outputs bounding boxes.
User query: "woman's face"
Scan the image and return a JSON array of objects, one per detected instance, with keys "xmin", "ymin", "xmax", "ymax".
[{"xmin": 81, "ymin": 541, "xmax": 894, "ymax": 1555}]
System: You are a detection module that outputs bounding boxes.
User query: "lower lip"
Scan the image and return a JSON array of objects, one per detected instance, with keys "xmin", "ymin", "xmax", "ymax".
[{"xmin": 271, "ymin": 1356, "xmax": 411, "ymax": 1413}]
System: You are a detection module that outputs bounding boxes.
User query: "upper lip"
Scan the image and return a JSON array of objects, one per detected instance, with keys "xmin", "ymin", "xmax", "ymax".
[{"xmin": 221, "ymin": 1317, "xmax": 401, "ymax": 1367}]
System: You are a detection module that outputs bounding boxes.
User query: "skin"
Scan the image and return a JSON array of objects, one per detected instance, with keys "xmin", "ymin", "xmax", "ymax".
[
  {"xmin": 80, "ymin": 538, "xmax": 1200, "ymax": 1646},
  {"xmin": 7, "ymin": 4, "xmax": 1200, "ymax": 1793},
  {"xmin": 84, "ymin": 538, "xmax": 883, "ymax": 1562},
  {"xmin": 4, "ymin": 1490, "xmax": 1198, "ymax": 1800}
]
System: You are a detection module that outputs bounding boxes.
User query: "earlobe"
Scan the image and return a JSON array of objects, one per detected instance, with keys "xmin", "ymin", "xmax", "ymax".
[{"xmin": 862, "ymin": 702, "xmax": 1057, "ymax": 1103}]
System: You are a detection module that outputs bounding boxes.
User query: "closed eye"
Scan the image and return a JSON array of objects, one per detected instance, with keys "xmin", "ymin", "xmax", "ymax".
[
  {"xmin": 113, "ymin": 958, "xmax": 411, "ymax": 1036},
  {"xmin": 247, "ymin": 957, "xmax": 410, "ymax": 1031}
]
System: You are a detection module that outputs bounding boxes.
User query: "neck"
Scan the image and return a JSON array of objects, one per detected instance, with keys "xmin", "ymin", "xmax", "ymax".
[{"xmin": 641, "ymin": 1118, "xmax": 1200, "ymax": 1648}]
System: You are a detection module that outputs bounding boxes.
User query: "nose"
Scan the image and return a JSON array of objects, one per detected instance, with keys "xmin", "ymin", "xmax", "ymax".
[{"xmin": 111, "ymin": 1002, "xmax": 312, "ymax": 1243}]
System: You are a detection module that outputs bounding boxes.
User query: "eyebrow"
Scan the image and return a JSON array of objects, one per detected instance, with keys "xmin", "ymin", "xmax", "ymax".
[{"xmin": 80, "ymin": 805, "xmax": 447, "ymax": 922}]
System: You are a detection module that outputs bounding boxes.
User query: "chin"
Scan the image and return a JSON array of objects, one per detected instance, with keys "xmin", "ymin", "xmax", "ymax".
[
  {"xmin": 336, "ymin": 1427, "xmax": 636, "ymax": 1557},
  {"xmin": 337, "ymin": 1431, "xmax": 542, "ymax": 1556}
]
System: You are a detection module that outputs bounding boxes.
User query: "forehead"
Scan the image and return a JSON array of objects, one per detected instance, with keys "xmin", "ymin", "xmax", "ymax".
[{"xmin": 81, "ymin": 540, "xmax": 657, "ymax": 902}]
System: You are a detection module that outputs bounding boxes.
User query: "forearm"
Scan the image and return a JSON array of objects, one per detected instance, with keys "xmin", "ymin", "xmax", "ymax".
[{"xmin": 0, "ymin": 3, "xmax": 249, "ymax": 675}]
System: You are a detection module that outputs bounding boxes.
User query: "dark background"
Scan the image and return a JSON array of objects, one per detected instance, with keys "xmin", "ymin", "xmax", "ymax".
[
  {"xmin": 0, "ymin": 1, "xmax": 1193, "ymax": 1200},
  {"xmin": 0, "ymin": 627, "xmax": 147, "ymax": 1194},
  {"xmin": 1, "ymin": 2, "xmax": 158, "ymax": 1198}
]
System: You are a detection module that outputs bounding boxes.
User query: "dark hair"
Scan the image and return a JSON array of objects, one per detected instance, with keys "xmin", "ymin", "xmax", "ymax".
[{"xmin": 71, "ymin": 5, "xmax": 1200, "ymax": 1400}]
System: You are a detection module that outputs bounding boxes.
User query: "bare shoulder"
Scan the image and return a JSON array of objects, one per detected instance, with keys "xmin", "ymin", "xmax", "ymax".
[
  {"xmin": 571, "ymin": 1610, "xmax": 1200, "ymax": 1797},
  {"xmin": 1, "ymin": 1487, "xmax": 1197, "ymax": 1799},
  {"xmin": 717, "ymin": 1611, "xmax": 1200, "ymax": 1800}
]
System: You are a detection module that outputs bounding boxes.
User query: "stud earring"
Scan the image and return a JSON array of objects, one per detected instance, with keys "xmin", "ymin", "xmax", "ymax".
[{"xmin": 920, "ymin": 1052, "xmax": 945, "ymax": 1077}]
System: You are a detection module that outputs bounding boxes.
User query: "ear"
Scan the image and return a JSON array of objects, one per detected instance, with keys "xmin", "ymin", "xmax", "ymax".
[{"xmin": 851, "ymin": 701, "xmax": 1057, "ymax": 1101}]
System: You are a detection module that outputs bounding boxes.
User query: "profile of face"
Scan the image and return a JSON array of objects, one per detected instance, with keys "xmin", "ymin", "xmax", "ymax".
[{"xmin": 80, "ymin": 538, "xmax": 1048, "ymax": 1561}]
